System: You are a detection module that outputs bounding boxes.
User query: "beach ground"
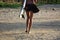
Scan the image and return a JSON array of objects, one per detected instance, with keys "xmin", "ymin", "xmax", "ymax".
[{"xmin": 0, "ymin": 4, "xmax": 60, "ymax": 40}]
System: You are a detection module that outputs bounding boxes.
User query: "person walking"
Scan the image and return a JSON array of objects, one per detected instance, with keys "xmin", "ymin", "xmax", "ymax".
[{"xmin": 22, "ymin": 0, "xmax": 39, "ymax": 34}]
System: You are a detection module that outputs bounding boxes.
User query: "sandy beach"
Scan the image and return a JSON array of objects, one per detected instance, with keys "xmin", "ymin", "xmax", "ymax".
[{"xmin": 0, "ymin": 4, "xmax": 60, "ymax": 40}]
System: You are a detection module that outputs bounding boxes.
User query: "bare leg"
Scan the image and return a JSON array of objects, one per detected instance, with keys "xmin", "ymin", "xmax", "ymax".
[
  {"xmin": 26, "ymin": 11, "xmax": 33, "ymax": 33},
  {"xmin": 28, "ymin": 11, "xmax": 33, "ymax": 32},
  {"xmin": 25, "ymin": 11, "xmax": 29, "ymax": 32},
  {"xmin": 26, "ymin": 11, "xmax": 29, "ymax": 32}
]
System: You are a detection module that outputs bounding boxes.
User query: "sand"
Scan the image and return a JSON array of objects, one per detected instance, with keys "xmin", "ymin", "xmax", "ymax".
[{"xmin": 0, "ymin": 4, "xmax": 60, "ymax": 40}]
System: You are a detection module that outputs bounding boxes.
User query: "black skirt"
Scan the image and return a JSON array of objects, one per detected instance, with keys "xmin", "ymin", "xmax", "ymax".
[{"xmin": 24, "ymin": 4, "xmax": 39, "ymax": 13}]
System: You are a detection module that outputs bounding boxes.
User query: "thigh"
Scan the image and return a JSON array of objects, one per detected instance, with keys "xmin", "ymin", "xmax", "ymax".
[
  {"xmin": 29, "ymin": 11, "xmax": 33, "ymax": 19},
  {"xmin": 26, "ymin": 11, "xmax": 33, "ymax": 19}
]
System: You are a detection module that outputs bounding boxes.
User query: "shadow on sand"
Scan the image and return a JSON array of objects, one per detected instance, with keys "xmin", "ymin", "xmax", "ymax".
[{"xmin": 0, "ymin": 20, "xmax": 60, "ymax": 32}]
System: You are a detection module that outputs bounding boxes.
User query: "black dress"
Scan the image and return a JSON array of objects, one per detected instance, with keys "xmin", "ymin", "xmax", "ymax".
[{"xmin": 24, "ymin": 4, "xmax": 39, "ymax": 13}]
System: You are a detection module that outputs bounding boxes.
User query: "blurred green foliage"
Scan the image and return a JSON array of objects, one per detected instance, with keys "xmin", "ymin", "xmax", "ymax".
[
  {"xmin": 0, "ymin": 2, "xmax": 22, "ymax": 8},
  {"xmin": 0, "ymin": 0, "xmax": 60, "ymax": 8}
]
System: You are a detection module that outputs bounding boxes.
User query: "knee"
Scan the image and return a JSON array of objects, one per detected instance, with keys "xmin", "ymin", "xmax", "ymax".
[
  {"xmin": 27, "ymin": 16, "xmax": 30, "ymax": 19},
  {"xmin": 27, "ymin": 16, "xmax": 32, "ymax": 19}
]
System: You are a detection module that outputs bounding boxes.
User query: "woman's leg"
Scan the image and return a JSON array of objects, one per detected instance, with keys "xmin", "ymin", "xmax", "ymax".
[
  {"xmin": 26, "ymin": 11, "xmax": 33, "ymax": 33},
  {"xmin": 28, "ymin": 11, "xmax": 33, "ymax": 32},
  {"xmin": 25, "ymin": 11, "xmax": 29, "ymax": 32}
]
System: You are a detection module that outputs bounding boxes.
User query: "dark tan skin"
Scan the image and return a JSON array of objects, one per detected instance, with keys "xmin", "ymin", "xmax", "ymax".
[
  {"xmin": 25, "ymin": 11, "xmax": 33, "ymax": 33},
  {"xmin": 23, "ymin": 0, "xmax": 38, "ymax": 33}
]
